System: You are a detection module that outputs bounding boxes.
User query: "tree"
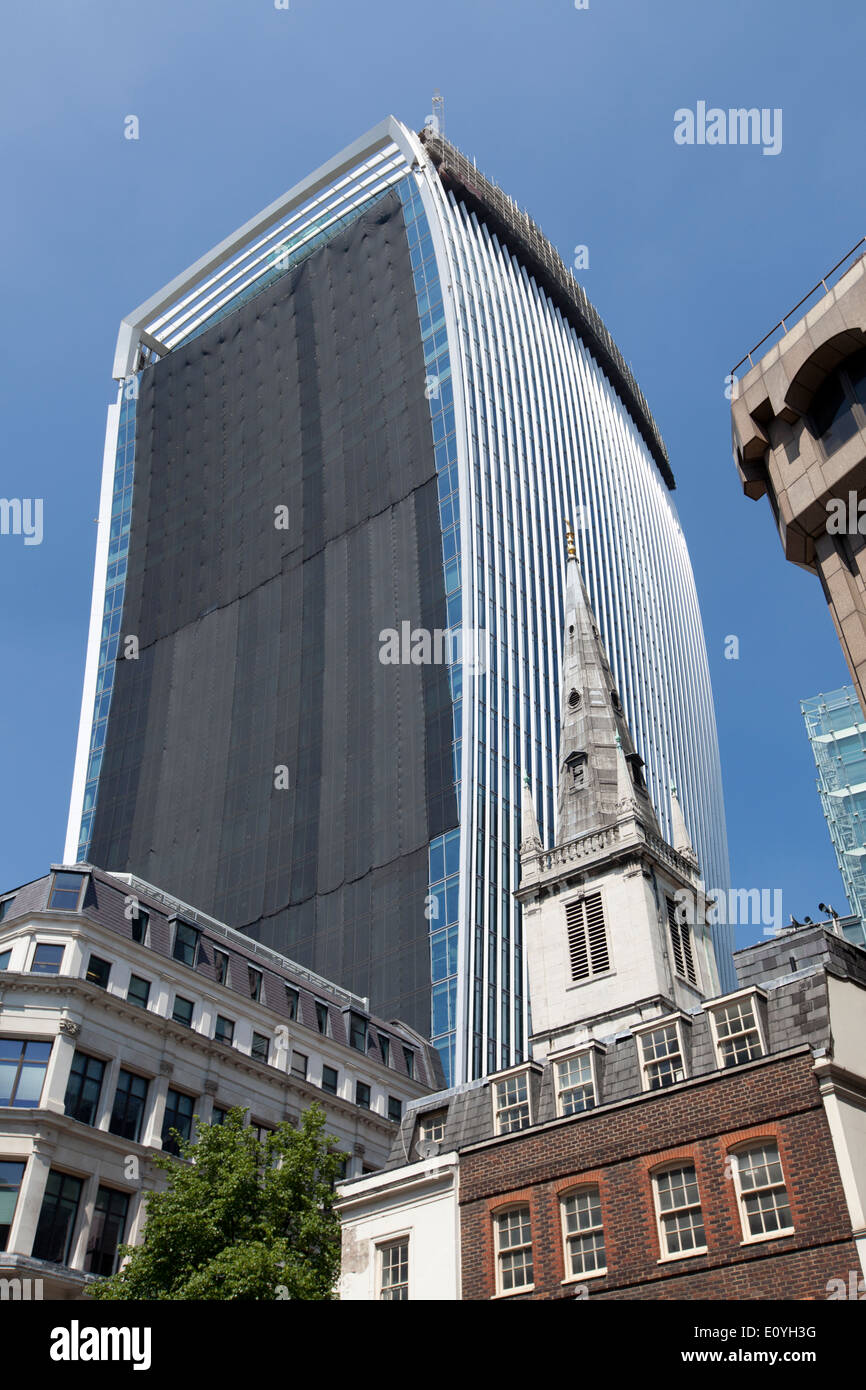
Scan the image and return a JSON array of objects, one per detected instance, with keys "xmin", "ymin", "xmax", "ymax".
[{"xmin": 91, "ymin": 1104, "xmax": 342, "ymax": 1300}]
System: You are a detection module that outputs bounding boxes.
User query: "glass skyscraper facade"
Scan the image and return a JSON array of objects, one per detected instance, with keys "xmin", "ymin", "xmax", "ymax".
[
  {"xmin": 66, "ymin": 117, "xmax": 731, "ymax": 1085},
  {"xmin": 802, "ymin": 685, "xmax": 866, "ymax": 921}
]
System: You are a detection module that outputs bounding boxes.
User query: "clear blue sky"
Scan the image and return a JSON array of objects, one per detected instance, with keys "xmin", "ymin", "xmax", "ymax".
[{"xmin": 1, "ymin": 0, "xmax": 862, "ymax": 957}]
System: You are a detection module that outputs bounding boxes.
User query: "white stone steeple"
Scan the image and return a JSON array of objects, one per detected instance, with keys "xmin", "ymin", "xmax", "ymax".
[
  {"xmin": 516, "ymin": 529, "xmax": 721, "ymax": 1060},
  {"xmin": 556, "ymin": 530, "xmax": 662, "ymax": 845}
]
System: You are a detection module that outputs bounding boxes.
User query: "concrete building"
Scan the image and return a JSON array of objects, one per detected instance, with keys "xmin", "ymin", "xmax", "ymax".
[
  {"xmin": 731, "ymin": 241, "xmax": 866, "ymax": 710},
  {"xmin": 66, "ymin": 115, "xmax": 731, "ymax": 1087},
  {"xmin": 337, "ymin": 547, "xmax": 866, "ymax": 1300},
  {"xmin": 0, "ymin": 865, "xmax": 440, "ymax": 1298}
]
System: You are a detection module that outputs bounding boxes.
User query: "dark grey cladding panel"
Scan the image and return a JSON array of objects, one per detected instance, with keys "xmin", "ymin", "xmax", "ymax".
[
  {"xmin": 734, "ymin": 925, "xmax": 866, "ymax": 991},
  {"xmin": 88, "ymin": 189, "xmax": 458, "ymax": 1036},
  {"xmin": 689, "ymin": 1014, "xmax": 717, "ymax": 1077},
  {"xmin": 249, "ymin": 846, "xmax": 431, "ymax": 1034},
  {"xmin": 765, "ymin": 977, "xmax": 831, "ymax": 1053}
]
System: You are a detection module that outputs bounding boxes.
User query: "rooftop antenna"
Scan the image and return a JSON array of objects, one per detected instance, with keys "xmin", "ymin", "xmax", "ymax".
[{"xmin": 427, "ymin": 89, "xmax": 444, "ymax": 140}]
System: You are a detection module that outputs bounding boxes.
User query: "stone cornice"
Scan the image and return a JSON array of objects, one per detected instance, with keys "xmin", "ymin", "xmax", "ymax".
[
  {"xmin": 813, "ymin": 1057, "xmax": 866, "ymax": 1110},
  {"xmin": 516, "ymin": 817, "xmax": 698, "ymax": 901},
  {"xmin": 0, "ymin": 976, "xmax": 416, "ymax": 1137},
  {"xmin": 0, "ymin": 971, "xmax": 429, "ymax": 1109}
]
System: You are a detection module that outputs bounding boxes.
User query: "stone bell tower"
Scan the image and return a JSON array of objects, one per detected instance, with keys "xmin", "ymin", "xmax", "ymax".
[{"xmin": 516, "ymin": 529, "xmax": 720, "ymax": 1060}]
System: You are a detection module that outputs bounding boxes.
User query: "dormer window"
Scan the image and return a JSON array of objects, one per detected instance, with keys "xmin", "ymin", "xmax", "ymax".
[
  {"xmin": 634, "ymin": 1015, "xmax": 690, "ymax": 1092},
  {"xmin": 493, "ymin": 1070, "xmax": 531, "ymax": 1134},
  {"xmin": 130, "ymin": 909, "xmax": 149, "ymax": 945},
  {"xmin": 707, "ymin": 990, "xmax": 766, "ymax": 1068},
  {"xmin": 417, "ymin": 1109, "xmax": 447, "ymax": 1148},
  {"xmin": 172, "ymin": 920, "xmax": 200, "ymax": 968},
  {"xmin": 626, "ymin": 752, "xmax": 648, "ymax": 798},
  {"xmin": 554, "ymin": 1050, "xmax": 598, "ymax": 1116},
  {"xmin": 47, "ymin": 871, "xmax": 87, "ymax": 912},
  {"xmin": 564, "ymin": 751, "xmax": 587, "ymax": 790},
  {"xmin": 349, "ymin": 1012, "xmax": 368, "ymax": 1053}
]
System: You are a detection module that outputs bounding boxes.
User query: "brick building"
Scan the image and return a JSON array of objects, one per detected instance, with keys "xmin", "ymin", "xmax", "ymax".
[
  {"xmin": 337, "ymin": 542, "xmax": 866, "ymax": 1300},
  {"xmin": 456, "ymin": 937, "xmax": 865, "ymax": 1300}
]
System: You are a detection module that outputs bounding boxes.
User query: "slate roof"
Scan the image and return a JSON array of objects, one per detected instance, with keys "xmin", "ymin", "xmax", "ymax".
[{"xmin": 378, "ymin": 925, "xmax": 863, "ymax": 1167}]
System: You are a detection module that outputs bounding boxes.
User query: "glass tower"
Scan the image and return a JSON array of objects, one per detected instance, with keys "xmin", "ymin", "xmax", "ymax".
[
  {"xmin": 66, "ymin": 117, "xmax": 732, "ymax": 1085},
  {"xmin": 802, "ymin": 684, "xmax": 866, "ymax": 920}
]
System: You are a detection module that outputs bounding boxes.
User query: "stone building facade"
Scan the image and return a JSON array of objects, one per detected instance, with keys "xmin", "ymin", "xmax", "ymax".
[{"xmin": 0, "ymin": 864, "xmax": 441, "ymax": 1298}]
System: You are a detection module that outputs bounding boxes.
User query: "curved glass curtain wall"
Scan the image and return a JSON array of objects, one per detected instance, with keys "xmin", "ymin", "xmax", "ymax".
[
  {"xmin": 420, "ymin": 178, "xmax": 733, "ymax": 1078},
  {"xmin": 398, "ymin": 178, "xmax": 462, "ymax": 1087},
  {"xmin": 76, "ymin": 391, "xmax": 137, "ymax": 859},
  {"xmin": 74, "ymin": 130, "xmax": 732, "ymax": 1091}
]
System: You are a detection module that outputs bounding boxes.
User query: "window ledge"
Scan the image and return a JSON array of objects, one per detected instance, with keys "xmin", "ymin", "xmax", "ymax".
[
  {"xmin": 566, "ymin": 971, "xmax": 615, "ymax": 992},
  {"xmin": 561, "ymin": 1270, "xmax": 607, "ymax": 1285},
  {"xmin": 491, "ymin": 1285, "xmax": 535, "ymax": 1299},
  {"xmin": 739, "ymin": 1230, "xmax": 794, "ymax": 1246},
  {"xmin": 656, "ymin": 1248, "xmax": 708, "ymax": 1264}
]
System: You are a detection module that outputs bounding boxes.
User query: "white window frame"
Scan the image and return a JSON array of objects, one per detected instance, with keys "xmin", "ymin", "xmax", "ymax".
[
  {"xmin": 652, "ymin": 1162, "xmax": 707, "ymax": 1260},
  {"xmin": 553, "ymin": 1049, "xmax": 598, "ymax": 1116},
  {"xmin": 376, "ymin": 1234, "xmax": 410, "ymax": 1301},
  {"xmin": 634, "ymin": 1015, "xmax": 689, "ymax": 1093},
  {"xmin": 707, "ymin": 989, "xmax": 767, "ymax": 1070},
  {"xmin": 290, "ymin": 1050, "xmax": 308, "ymax": 1080},
  {"xmin": 28, "ymin": 939, "xmax": 68, "ymax": 975},
  {"xmin": 126, "ymin": 972, "xmax": 152, "ymax": 1009},
  {"xmin": 494, "ymin": 1205, "xmax": 534, "ymax": 1296},
  {"xmin": 492, "ymin": 1067, "xmax": 532, "ymax": 1135},
  {"xmin": 418, "ymin": 1109, "xmax": 447, "ymax": 1145},
  {"xmin": 730, "ymin": 1141, "xmax": 794, "ymax": 1244},
  {"xmin": 170, "ymin": 993, "xmax": 196, "ymax": 1028},
  {"xmin": 560, "ymin": 1186, "xmax": 607, "ymax": 1282}
]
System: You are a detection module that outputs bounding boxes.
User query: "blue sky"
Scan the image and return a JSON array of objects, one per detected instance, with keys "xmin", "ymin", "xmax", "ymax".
[{"xmin": 1, "ymin": 0, "xmax": 862, "ymax": 957}]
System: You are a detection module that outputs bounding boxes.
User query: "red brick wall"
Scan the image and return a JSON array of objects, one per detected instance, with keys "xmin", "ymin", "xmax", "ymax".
[{"xmin": 460, "ymin": 1053, "xmax": 859, "ymax": 1300}]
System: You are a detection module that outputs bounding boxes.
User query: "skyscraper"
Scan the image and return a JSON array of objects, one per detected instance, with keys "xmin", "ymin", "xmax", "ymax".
[
  {"xmin": 66, "ymin": 115, "xmax": 731, "ymax": 1084},
  {"xmin": 802, "ymin": 684, "xmax": 866, "ymax": 920}
]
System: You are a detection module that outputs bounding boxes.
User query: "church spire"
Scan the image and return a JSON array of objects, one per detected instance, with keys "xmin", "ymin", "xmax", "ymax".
[
  {"xmin": 557, "ymin": 527, "xmax": 661, "ymax": 844},
  {"xmin": 517, "ymin": 527, "xmax": 720, "ymax": 1053}
]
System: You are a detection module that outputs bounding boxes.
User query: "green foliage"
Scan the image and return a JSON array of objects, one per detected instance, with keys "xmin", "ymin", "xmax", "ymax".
[{"xmin": 91, "ymin": 1104, "xmax": 342, "ymax": 1301}]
